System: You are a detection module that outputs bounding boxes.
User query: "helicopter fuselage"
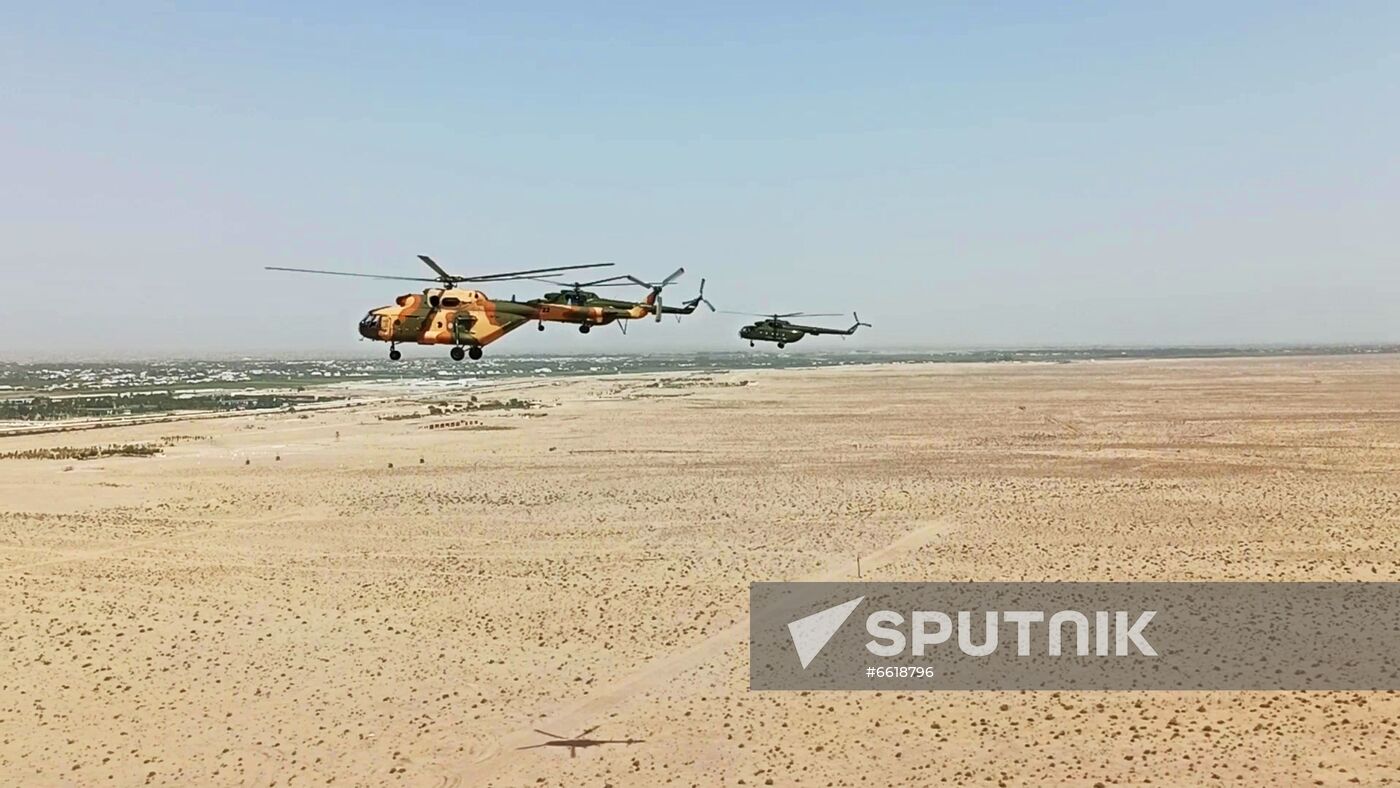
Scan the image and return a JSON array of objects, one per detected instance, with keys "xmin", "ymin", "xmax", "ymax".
[
  {"xmin": 738, "ymin": 314, "xmax": 867, "ymax": 347},
  {"xmin": 360, "ymin": 288, "xmax": 516, "ymax": 348},
  {"xmin": 358, "ymin": 287, "xmax": 657, "ymax": 350},
  {"xmin": 537, "ymin": 286, "xmax": 706, "ymax": 318},
  {"xmin": 533, "ymin": 290, "xmax": 654, "ymax": 324},
  {"xmin": 739, "ymin": 321, "xmax": 809, "ymax": 345}
]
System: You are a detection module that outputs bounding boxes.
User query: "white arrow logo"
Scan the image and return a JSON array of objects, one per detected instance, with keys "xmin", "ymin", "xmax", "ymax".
[{"xmin": 787, "ymin": 597, "xmax": 865, "ymax": 669}]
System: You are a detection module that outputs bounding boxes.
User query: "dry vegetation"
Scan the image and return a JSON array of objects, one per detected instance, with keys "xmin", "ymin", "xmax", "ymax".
[
  {"xmin": 1, "ymin": 357, "xmax": 1398, "ymax": 786},
  {"xmin": 0, "ymin": 436, "xmax": 208, "ymax": 461},
  {"xmin": 377, "ymin": 397, "xmax": 541, "ymax": 422}
]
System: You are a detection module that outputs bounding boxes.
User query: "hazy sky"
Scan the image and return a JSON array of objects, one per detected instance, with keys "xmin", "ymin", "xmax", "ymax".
[{"xmin": 3, "ymin": 2, "xmax": 1397, "ymax": 358}]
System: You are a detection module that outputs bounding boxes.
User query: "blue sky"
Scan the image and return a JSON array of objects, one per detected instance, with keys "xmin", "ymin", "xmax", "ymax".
[{"xmin": 3, "ymin": 2, "xmax": 1397, "ymax": 357}]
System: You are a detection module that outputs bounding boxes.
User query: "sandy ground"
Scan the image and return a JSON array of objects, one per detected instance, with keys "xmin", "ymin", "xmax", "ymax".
[{"xmin": 2, "ymin": 356, "xmax": 1398, "ymax": 786}]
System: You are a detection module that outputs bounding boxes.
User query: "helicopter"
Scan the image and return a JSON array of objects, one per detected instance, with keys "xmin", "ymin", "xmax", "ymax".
[
  {"xmin": 528, "ymin": 267, "xmax": 715, "ymax": 331},
  {"xmin": 517, "ymin": 726, "xmax": 645, "ymax": 758},
  {"xmin": 265, "ymin": 256, "xmax": 707, "ymax": 360},
  {"xmin": 725, "ymin": 311, "xmax": 871, "ymax": 348}
]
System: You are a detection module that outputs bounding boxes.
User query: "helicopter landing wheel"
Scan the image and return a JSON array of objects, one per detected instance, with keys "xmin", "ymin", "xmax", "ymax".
[
  {"xmin": 777, "ymin": 342, "xmax": 786, "ymax": 349},
  {"xmin": 389, "ymin": 348, "xmax": 402, "ymax": 361},
  {"xmin": 468, "ymin": 346, "xmax": 482, "ymax": 360},
  {"xmin": 450, "ymin": 346, "xmax": 465, "ymax": 361},
  {"xmin": 537, "ymin": 322, "xmax": 545, "ymax": 331},
  {"xmin": 749, "ymin": 341, "xmax": 755, "ymax": 348},
  {"xmin": 578, "ymin": 324, "xmax": 591, "ymax": 334}
]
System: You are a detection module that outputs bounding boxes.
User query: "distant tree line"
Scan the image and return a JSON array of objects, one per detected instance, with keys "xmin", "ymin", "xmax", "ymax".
[
  {"xmin": 0, "ymin": 392, "xmax": 331, "ymax": 421},
  {"xmin": 1, "ymin": 443, "xmax": 163, "ymax": 460}
]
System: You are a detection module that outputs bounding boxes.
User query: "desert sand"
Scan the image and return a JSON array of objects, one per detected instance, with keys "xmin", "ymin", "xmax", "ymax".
[{"xmin": 2, "ymin": 356, "xmax": 1398, "ymax": 786}]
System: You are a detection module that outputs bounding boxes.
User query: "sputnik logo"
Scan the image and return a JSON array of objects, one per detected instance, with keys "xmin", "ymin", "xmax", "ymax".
[{"xmin": 787, "ymin": 597, "xmax": 864, "ymax": 669}]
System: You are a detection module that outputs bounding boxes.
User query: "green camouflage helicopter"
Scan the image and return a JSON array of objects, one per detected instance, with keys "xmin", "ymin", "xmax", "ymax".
[
  {"xmin": 725, "ymin": 311, "xmax": 871, "ymax": 348},
  {"xmin": 526, "ymin": 267, "xmax": 715, "ymax": 332}
]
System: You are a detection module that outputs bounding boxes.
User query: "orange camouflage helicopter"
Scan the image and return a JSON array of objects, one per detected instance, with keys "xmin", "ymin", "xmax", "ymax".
[{"xmin": 267, "ymin": 255, "xmax": 709, "ymax": 360}]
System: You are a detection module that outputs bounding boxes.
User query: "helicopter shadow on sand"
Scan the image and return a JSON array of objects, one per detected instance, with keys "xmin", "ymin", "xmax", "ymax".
[{"xmin": 516, "ymin": 725, "xmax": 646, "ymax": 758}]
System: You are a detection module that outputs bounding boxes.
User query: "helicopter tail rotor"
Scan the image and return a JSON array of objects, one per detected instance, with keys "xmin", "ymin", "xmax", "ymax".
[
  {"xmin": 687, "ymin": 278, "xmax": 715, "ymax": 313},
  {"xmin": 625, "ymin": 267, "xmax": 686, "ymax": 320},
  {"xmin": 667, "ymin": 278, "xmax": 716, "ymax": 322}
]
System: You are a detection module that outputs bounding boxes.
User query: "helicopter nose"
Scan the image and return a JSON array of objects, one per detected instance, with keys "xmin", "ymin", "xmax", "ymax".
[{"xmin": 358, "ymin": 313, "xmax": 380, "ymax": 339}]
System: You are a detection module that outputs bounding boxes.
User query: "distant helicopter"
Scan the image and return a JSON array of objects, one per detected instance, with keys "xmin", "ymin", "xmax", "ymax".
[
  {"xmin": 529, "ymin": 267, "xmax": 715, "ymax": 331},
  {"xmin": 266, "ymin": 255, "xmax": 708, "ymax": 360},
  {"xmin": 725, "ymin": 311, "xmax": 871, "ymax": 348},
  {"xmin": 517, "ymin": 726, "xmax": 645, "ymax": 758}
]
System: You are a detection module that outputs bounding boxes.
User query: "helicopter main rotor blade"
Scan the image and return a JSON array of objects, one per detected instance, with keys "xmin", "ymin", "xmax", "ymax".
[
  {"xmin": 578, "ymin": 725, "xmax": 601, "ymax": 737},
  {"xmin": 624, "ymin": 268, "xmax": 685, "ymax": 289},
  {"xmin": 717, "ymin": 310, "xmax": 844, "ymax": 318},
  {"xmin": 268, "ymin": 261, "xmax": 615, "ymax": 287},
  {"xmin": 577, "ymin": 274, "xmax": 635, "ymax": 287},
  {"xmin": 525, "ymin": 275, "xmax": 637, "ymax": 289},
  {"xmin": 532, "ymin": 729, "xmax": 567, "ymax": 739},
  {"xmin": 459, "ymin": 262, "xmax": 616, "ymax": 283},
  {"xmin": 264, "ymin": 266, "xmax": 440, "ymax": 283},
  {"xmin": 416, "ymin": 254, "xmax": 453, "ymax": 280}
]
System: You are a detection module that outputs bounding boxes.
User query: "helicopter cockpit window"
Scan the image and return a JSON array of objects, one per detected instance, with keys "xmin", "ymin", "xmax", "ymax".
[{"xmin": 360, "ymin": 313, "xmax": 379, "ymax": 327}]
